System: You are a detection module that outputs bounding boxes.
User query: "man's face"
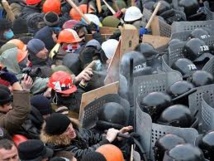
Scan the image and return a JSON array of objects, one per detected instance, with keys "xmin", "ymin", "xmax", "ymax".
[
  {"xmin": 36, "ymin": 47, "xmax": 48, "ymax": 60},
  {"xmin": 0, "ymin": 145, "xmax": 19, "ymax": 161},
  {"xmin": 63, "ymin": 123, "xmax": 76, "ymax": 140}
]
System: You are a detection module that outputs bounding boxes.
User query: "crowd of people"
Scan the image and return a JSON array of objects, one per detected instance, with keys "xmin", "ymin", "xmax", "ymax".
[{"xmin": 1, "ymin": 0, "xmax": 214, "ymax": 160}]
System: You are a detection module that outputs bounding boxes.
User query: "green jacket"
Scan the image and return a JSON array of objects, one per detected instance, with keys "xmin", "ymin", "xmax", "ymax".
[
  {"xmin": 0, "ymin": 47, "xmax": 49, "ymax": 94},
  {"xmin": 0, "ymin": 90, "xmax": 31, "ymax": 135}
]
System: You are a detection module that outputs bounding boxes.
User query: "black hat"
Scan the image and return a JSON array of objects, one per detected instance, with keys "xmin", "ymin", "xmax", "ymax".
[
  {"xmin": 30, "ymin": 95, "xmax": 52, "ymax": 115},
  {"xmin": 0, "ymin": 84, "xmax": 12, "ymax": 105},
  {"xmin": 18, "ymin": 139, "xmax": 53, "ymax": 161},
  {"xmin": 0, "ymin": 19, "xmax": 12, "ymax": 31},
  {"xmin": 43, "ymin": 12, "xmax": 59, "ymax": 27},
  {"xmin": 81, "ymin": 152, "xmax": 107, "ymax": 161},
  {"xmin": 12, "ymin": 17, "xmax": 28, "ymax": 34},
  {"xmin": 45, "ymin": 113, "xmax": 71, "ymax": 135}
]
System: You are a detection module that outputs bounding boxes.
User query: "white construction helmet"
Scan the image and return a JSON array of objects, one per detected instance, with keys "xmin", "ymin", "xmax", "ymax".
[
  {"xmin": 124, "ymin": 6, "xmax": 143, "ymax": 22},
  {"xmin": 101, "ymin": 39, "xmax": 119, "ymax": 59},
  {"xmin": 83, "ymin": 14, "xmax": 102, "ymax": 27}
]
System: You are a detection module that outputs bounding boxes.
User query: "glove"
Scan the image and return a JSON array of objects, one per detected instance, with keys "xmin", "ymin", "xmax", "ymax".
[
  {"xmin": 139, "ymin": 27, "xmax": 148, "ymax": 37},
  {"xmin": 114, "ymin": 10, "xmax": 123, "ymax": 19},
  {"xmin": 0, "ymin": 68, "xmax": 18, "ymax": 85}
]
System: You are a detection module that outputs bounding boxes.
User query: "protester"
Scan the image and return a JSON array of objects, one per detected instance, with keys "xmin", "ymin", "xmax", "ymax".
[
  {"xmin": 18, "ymin": 139, "xmax": 53, "ymax": 161},
  {"xmin": 0, "ymin": 19, "xmax": 14, "ymax": 46},
  {"xmin": 0, "ymin": 139, "xmax": 19, "ymax": 161},
  {"xmin": 16, "ymin": 95, "xmax": 52, "ymax": 139},
  {"xmin": 40, "ymin": 113, "xmax": 132, "ymax": 160},
  {"xmin": 0, "ymin": 69, "xmax": 31, "ymax": 135},
  {"xmin": 48, "ymin": 70, "xmax": 92, "ymax": 113},
  {"xmin": 0, "ymin": 45, "xmax": 48, "ymax": 94}
]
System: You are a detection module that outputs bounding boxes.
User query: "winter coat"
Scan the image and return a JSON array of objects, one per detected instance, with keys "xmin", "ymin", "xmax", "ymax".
[
  {"xmin": 20, "ymin": 5, "xmax": 41, "ymax": 20},
  {"xmin": 52, "ymin": 88, "xmax": 85, "ymax": 113},
  {"xmin": 41, "ymin": 127, "xmax": 110, "ymax": 161},
  {"xmin": 17, "ymin": 106, "xmax": 44, "ymax": 139},
  {"xmin": 28, "ymin": 52, "xmax": 53, "ymax": 78},
  {"xmin": 0, "ymin": 48, "xmax": 49, "ymax": 94},
  {"xmin": 0, "ymin": 90, "xmax": 31, "ymax": 135}
]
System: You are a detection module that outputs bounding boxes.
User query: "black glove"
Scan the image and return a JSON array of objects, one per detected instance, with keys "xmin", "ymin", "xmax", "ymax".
[{"xmin": 0, "ymin": 68, "xmax": 18, "ymax": 85}]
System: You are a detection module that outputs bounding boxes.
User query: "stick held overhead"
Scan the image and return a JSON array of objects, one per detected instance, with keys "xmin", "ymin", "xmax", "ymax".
[{"xmin": 66, "ymin": 0, "xmax": 91, "ymax": 24}]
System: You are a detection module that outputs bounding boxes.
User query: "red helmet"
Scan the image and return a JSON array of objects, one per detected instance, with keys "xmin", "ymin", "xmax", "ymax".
[
  {"xmin": 12, "ymin": 134, "xmax": 28, "ymax": 146},
  {"xmin": 26, "ymin": 0, "xmax": 41, "ymax": 5},
  {"xmin": 48, "ymin": 71, "xmax": 77, "ymax": 94}
]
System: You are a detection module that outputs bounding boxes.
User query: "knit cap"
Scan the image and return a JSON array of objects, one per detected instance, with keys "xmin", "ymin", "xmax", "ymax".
[
  {"xmin": 27, "ymin": 38, "xmax": 45, "ymax": 55},
  {"xmin": 44, "ymin": 113, "xmax": 71, "ymax": 135},
  {"xmin": 30, "ymin": 95, "xmax": 52, "ymax": 115}
]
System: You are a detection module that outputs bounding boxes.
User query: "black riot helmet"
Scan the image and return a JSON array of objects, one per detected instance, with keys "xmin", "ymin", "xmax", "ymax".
[
  {"xmin": 189, "ymin": 28, "xmax": 210, "ymax": 40},
  {"xmin": 134, "ymin": 42, "xmax": 158, "ymax": 59},
  {"xmin": 168, "ymin": 39, "xmax": 183, "ymax": 46},
  {"xmin": 189, "ymin": 70, "xmax": 214, "ymax": 87},
  {"xmin": 178, "ymin": 0, "xmax": 199, "ymax": 18},
  {"xmin": 96, "ymin": 102, "xmax": 128, "ymax": 130},
  {"xmin": 182, "ymin": 38, "xmax": 213, "ymax": 63},
  {"xmin": 139, "ymin": 92, "xmax": 171, "ymax": 122},
  {"xmin": 197, "ymin": 131, "xmax": 214, "ymax": 161},
  {"xmin": 134, "ymin": 43, "xmax": 160, "ymax": 70},
  {"xmin": 171, "ymin": 58, "xmax": 197, "ymax": 79},
  {"xmin": 154, "ymin": 134, "xmax": 186, "ymax": 161},
  {"xmin": 167, "ymin": 80, "xmax": 195, "ymax": 106},
  {"xmin": 157, "ymin": 104, "xmax": 193, "ymax": 128},
  {"xmin": 163, "ymin": 144, "xmax": 206, "ymax": 161},
  {"xmin": 120, "ymin": 51, "xmax": 147, "ymax": 80}
]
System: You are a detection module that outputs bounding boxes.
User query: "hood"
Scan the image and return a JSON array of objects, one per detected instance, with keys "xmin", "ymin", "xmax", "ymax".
[
  {"xmin": 0, "ymin": 47, "xmax": 21, "ymax": 74},
  {"xmin": 34, "ymin": 26, "xmax": 56, "ymax": 51}
]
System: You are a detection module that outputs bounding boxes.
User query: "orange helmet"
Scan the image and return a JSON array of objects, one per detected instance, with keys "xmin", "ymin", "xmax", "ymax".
[
  {"xmin": 42, "ymin": 0, "xmax": 61, "ymax": 15},
  {"xmin": 57, "ymin": 29, "xmax": 82, "ymax": 44},
  {"xmin": 69, "ymin": 4, "xmax": 95, "ymax": 20},
  {"xmin": 12, "ymin": 134, "xmax": 28, "ymax": 146},
  {"xmin": 7, "ymin": 39, "xmax": 27, "ymax": 51},
  {"xmin": 48, "ymin": 71, "xmax": 77, "ymax": 94},
  {"xmin": 26, "ymin": 0, "xmax": 41, "ymax": 5},
  {"xmin": 17, "ymin": 49, "xmax": 28, "ymax": 63},
  {"xmin": 96, "ymin": 144, "xmax": 124, "ymax": 161}
]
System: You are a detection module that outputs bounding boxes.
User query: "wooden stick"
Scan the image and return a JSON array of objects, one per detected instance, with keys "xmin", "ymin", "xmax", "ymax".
[
  {"xmin": 102, "ymin": 0, "xmax": 116, "ymax": 14},
  {"xmin": 66, "ymin": 0, "xmax": 91, "ymax": 24},
  {"xmin": 131, "ymin": 0, "xmax": 135, "ymax": 6},
  {"xmin": 96, "ymin": 0, "xmax": 102, "ymax": 13},
  {"xmin": 102, "ymin": 0, "xmax": 125, "ymax": 24},
  {"xmin": 1, "ymin": 0, "xmax": 15, "ymax": 22},
  {"xmin": 145, "ymin": 1, "xmax": 161, "ymax": 29},
  {"xmin": 112, "ymin": 0, "xmax": 119, "ymax": 11}
]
